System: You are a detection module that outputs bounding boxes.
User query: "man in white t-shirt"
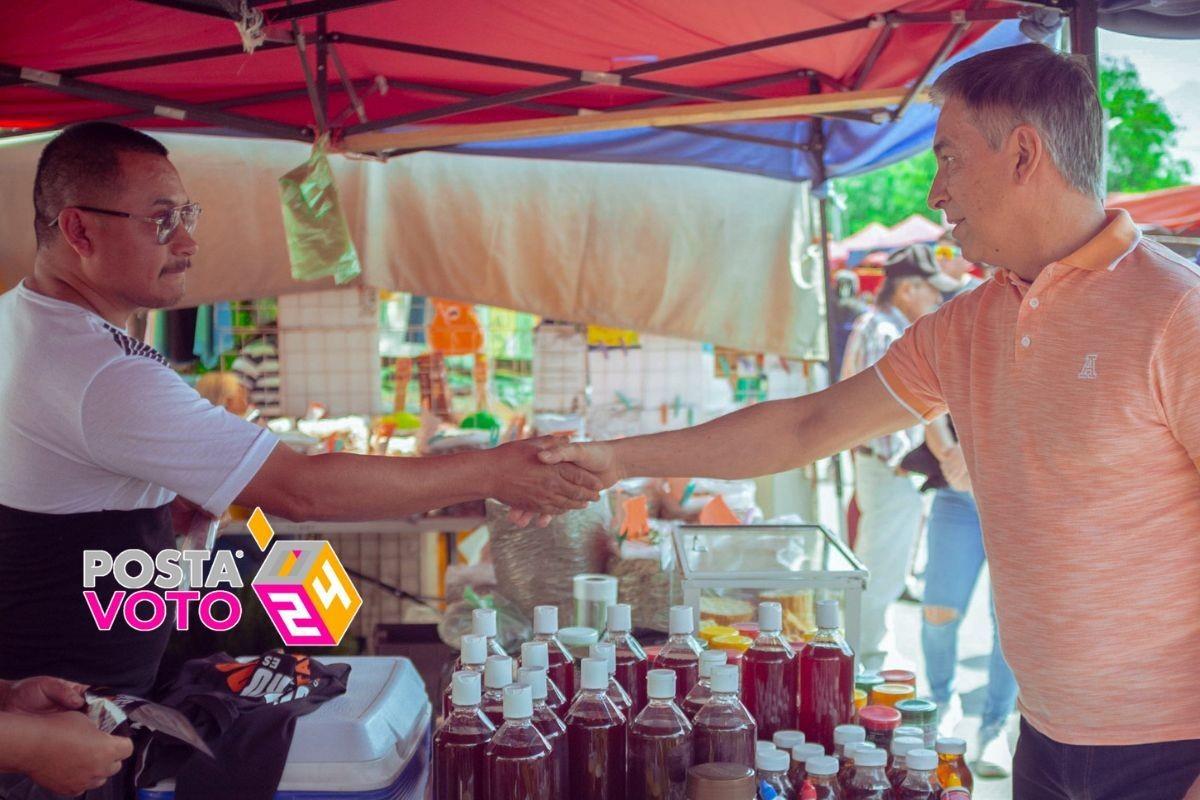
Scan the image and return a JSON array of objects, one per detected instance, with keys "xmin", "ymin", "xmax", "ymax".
[{"xmin": 0, "ymin": 123, "xmax": 601, "ymax": 795}]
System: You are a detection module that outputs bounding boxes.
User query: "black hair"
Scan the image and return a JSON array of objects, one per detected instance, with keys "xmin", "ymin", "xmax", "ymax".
[{"xmin": 33, "ymin": 122, "xmax": 169, "ymax": 249}]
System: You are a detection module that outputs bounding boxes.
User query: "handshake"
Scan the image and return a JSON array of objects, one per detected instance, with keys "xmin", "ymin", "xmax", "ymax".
[{"xmin": 489, "ymin": 436, "xmax": 619, "ymax": 528}]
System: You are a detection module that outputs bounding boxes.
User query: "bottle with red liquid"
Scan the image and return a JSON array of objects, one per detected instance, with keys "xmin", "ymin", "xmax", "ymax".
[
  {"xmin": 756, "ymin": 747, "xmax": 793, "ymax": 800},
  {"xmin": 803, "ymin": 755, "xmax": 845, "ymax": 799},
  {"xmin": 487, "ymin": 684, "xmax": 555, "ymax": 799},
  {"xmin": 894, "ymin": 749, "xmax": 939, "ymax": 799},
  {"xmin": 591, "ymin": 642, "xmax": 634, "ymax": 717},
  {"xmin": 654, "ymin": 605, "xmax": 703, "ymax": 705},
  {"xmin": 789, "ymin": 742, "xmax": 826, "ymax": 791},
  {"xmin": 565, "ymin": 657, "xmax": 628, "ymax": 800},
  {"xmin": 833, "ymin": 725, "xmax": 865, "ymax": 772},
  {"xmin": 683, "ymin": 650, "xmax": 728, "ymax": 720},
  {"xmin": 602, "ymin": 603, "xmax": 649, "ymax": 715},
  {"xmin": 692, "ymin": 664, "xmax": 757, "ymax": 768},
  {"xmin": 799, "ymin": 601, "xmax": 855, "ymax": 754},
  {"xmin": 839, "ymin": 743, "xmax": 877, "ymax": 791},
  {"xmin": 844, "ymin": 747, "xmax": 892, "ymax": 799},
  {"xmin": 482, "ymin": 655, "xmax": 515, "ymax": 727},
  {"xmin": 521, "ymin": 641, "xmax": 569, "ymax": 716},
  {"xmin": 433, "ymin": 671, "xmax": 495, "ymax": 800},
  {"xmin": 518, "ymin": 666, "xmax": 568, "ymax": 800},
  {"xmin": 859, "ymin": 706, "xmax": 901, "ymax": 758},
  {"xmin": 886, "ymin": 737, "xmax": 922, "ymax": 789},
  {"xmin": 443, "ymin": 634, "xmax": 488, "ymax": 717},
  {"xmin": 532, "ymin": 605, "xmax": 576, "ymax": 701},
  {"xmin": 627, "ymin": 668, "xmax": 694, "ymax": 800},
  {"xmin": 741, "ymin": 602, "xmax": 799, "ymax": 742},
  {"xmin": 474, "ymin": 608, "xmax": 508, "ymax": 658}
]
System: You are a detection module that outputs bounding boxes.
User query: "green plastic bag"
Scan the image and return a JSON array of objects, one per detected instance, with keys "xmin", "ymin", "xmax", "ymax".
[{"xmin": 278, "ymin": 135, "xmax": 362, "ymax": 284}]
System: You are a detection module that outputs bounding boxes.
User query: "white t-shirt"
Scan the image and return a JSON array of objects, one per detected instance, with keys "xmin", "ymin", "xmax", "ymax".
[{"xmin": 0, "ymin": 281, "xmax": 278, "ymax": 516}]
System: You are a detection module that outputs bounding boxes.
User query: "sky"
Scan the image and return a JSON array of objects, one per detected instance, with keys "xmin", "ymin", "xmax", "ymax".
[{"xmin": 1099, "ymin": 31, "xmax": 1200, "ymax": 173}]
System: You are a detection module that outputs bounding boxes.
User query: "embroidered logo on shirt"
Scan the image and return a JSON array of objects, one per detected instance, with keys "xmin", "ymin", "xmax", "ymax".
[
  {"xmin": 1078, "ymin": 354, "xmax": 1099, "ymax": 380},
  {"xmin": 102, "ymin": 323, "xmax": 170, "ymax": 367}
]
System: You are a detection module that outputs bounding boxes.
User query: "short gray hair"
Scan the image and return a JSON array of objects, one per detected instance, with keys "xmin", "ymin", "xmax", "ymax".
[{"xmin": 930, "ymin": 43, "xmax": 1104, "ymax": 201}]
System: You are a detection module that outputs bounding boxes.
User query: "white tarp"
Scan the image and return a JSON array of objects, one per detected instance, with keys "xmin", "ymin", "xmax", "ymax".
[{"xmin": 0, "ymin": 131, "xmax": 825, "ymax": 357}]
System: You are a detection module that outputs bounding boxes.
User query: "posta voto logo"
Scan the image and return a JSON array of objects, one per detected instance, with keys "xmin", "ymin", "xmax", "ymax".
[{"xmin": 81, "ymin": 507, "xmax": 363, "ymax": 646}]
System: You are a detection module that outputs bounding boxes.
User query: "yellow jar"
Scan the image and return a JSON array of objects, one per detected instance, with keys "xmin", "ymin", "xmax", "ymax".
[
  {"xmin": 698, "ymin": 625, "xmax": 738, "ymax": 646},
  {"xmin": 853, "ymin": 688, "xmax": 868, "ymax": 711},
  {"xmin": 710, "ymin": 634, "xmax": 754, "ymax": 653},
  {"xmin": 870, "ymin": 682, "xmax": 916, "ymax": 708}
]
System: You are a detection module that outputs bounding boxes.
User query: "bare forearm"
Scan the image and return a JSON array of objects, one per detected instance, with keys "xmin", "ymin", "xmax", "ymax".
[{"xmin": 0, "ymin": 713, "xmax": 41, "ymax": 772}]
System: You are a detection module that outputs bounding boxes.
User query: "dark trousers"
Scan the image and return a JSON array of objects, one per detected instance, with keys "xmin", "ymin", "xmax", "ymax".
[{"xmin": 1014, "ymin": 717, "xmax": 1200, "ymax": 800}]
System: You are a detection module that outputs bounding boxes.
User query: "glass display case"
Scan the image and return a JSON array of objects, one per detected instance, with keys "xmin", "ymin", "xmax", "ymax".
[{"xmin": 671, "ymin": 524, "xmax": 868, "ymax": 663}]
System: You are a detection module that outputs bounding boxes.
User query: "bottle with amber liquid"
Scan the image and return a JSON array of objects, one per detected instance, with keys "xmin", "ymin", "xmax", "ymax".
[
  {"xmin": 565, "ymin": 657, "xmax": 628, "ymax": 800},
  {"xmin": 486, "ymin": 684, "xmax": 554, "ymax": 800},
  {"xmin": 433, "ymin": 671, "xmax": 495, "ymax": 800},
  {"xmin": 935, "ymin": 738, "xmax": 973, "ymax": 793},
  {"xmin": 627, "ymin": 668, "xmax": 694, "ymax": 800},
  {"xmin": 741, "ymin": 602, "xmax": 799, "ymax": 742},
  {"xmin": 654, "ymin": 606, "xmax": 703, "ymax": 705},
  {"xmin": 692, "ymin": 664, "xmax": 757, "ymax": 768}
]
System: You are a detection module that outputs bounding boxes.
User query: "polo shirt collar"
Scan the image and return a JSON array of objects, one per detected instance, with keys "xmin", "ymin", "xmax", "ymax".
[{"xmin": 991, "ymin": 209, "xmax": 1141, "ymax": 289}]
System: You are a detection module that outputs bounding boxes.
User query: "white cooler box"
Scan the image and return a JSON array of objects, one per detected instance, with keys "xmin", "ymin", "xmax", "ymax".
[{"xmin": 139, "ymin": 656, "xmax": 432, "ymax": 800}]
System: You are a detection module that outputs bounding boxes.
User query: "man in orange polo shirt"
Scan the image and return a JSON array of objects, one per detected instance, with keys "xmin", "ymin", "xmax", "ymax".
[{"xmin": 539, "ymin": 43, "xmax": 1200, "ymax": 798}]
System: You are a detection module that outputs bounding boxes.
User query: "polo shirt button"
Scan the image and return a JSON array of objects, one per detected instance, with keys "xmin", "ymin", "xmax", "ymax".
[
  {"xmin": 1021, "ymin": 336, "xmax": 1031, "ymax": 348},
  {"xmin": 1029, "ymin": 298, "xmax": 1040, "ymax": 309}
]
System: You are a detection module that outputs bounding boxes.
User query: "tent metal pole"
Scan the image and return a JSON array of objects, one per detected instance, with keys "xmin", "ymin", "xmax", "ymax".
[
  {"xmin": 1068, "ymin": 0, "xmax": 1099, "ymax": 82},
  {"xmin": 288, "ymin": 17, "xmax": 327, "ymax": 134},
  {"xmin": 316, "ymin": 15, "xmax": 330, "ymax": 129},
  {"xmin": 892, "ymin": 16, "xmax": 972, "ymax": 120},
  {"xmin": 0, "ymin": 62, "xmax": 311, "ymax": 140},
  {"xmin": 133, "ymin": 0, "xmax": 397, "ymax": 25},
  {"xmin": 853, "ymin": 23, "xmax": 896, "ymax": 89},
  {"xmin": 617, "ymin": 68, "xmax": 850, "ymax": 112}
]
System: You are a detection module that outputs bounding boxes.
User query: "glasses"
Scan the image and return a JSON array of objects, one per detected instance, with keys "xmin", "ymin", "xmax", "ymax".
[{"xmin": 52, "ymin": 203, "xmax": 201, "ymax": 244}]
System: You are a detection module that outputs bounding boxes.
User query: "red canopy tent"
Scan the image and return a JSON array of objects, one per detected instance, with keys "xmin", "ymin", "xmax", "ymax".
[
  {"xmin": 0, "ymin": 0, "xmax": 1037, "ymax": 157},
  {"xmin": 1109, "ymin": 185, "xmax": 1200, "ymax": 237}
]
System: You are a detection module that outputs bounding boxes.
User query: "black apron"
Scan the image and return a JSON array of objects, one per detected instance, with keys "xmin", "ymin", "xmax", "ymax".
[{"xmin": 0, "ymin": 503, "xmax": 175, "ymax": 697}]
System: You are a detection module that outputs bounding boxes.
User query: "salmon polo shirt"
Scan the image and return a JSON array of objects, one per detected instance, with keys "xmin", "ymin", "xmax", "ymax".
[{"xmin": 876, "ymin": 210, "xmax": 1200, "ymax": 746}]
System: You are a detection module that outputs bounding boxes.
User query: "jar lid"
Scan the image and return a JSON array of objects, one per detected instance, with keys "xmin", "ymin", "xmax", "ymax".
[
  {"xmin": 710, "ymin": 634, "xmax": 754, "ymax": 653},
  {"xmin": 686, "ymin": 763, "xmax": 756, "ymax": 800},
  {"xmin": 858, "ymin": 704, "xmax": 902, "ymax": 730},
  {"xmin": 697, "ymin": 625, "xmax": 738, "ymax": 643},
  {"xmin": 896, "ymin": 698, "xmax": 938, "ymax": 723},
  {"xmin": 880, "ymin": 669, "xmax": 916, "ymax": 685},
  {"xmin": 854, "ymin": 672, "xmax": 884, "ymax": 690}
]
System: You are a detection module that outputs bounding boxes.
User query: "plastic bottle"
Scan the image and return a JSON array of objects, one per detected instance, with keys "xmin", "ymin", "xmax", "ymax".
[
  {"xmin": 521, "ymin": 641, "xmax": 569, "ymax": 717},
  {"xmin": 474, "ymin": 608, "xmax": 508, "ymax": 658},
  {"xmin": 443, "ymin": 634, "xmax": 488, "ymax": 717},
  {"xmin": 798, "ymin": 601, "xmax": 855, "ymax": 753},
  {"xmin": 591, "ymin": 641, "xmax": 635, "ymax": 717},
  {"xmin": 518, "ymin": 666, "xmax": 568, "ymax": 799},
  {"xmin": 934, "ymin": 738, "xmax": 973, "ymax": 793},
  {"xmin": 894, "ymin": 748, "xmax": 939, "ymax": 799},
  {"xmin": 803, "ymin": 755, "xmax": 844, "ymax": 800},
  {"xmin": 893, "ymin": 727, "xmax": 923, "ymax": 744},
  {"xmin": 838, "ymin": 743, "xmax": 876, "ymax": 791},
  {"xmin": 894, "ymin": 701, "xmax": 937, "ymax": 751},
  {"xmin": 683, "ymin": 650, "xmax": 728, "ymax": 720},
  {"xmin": 756, "ymin": 747, "xmax": 793, "ymax": 800},
  {"xmin": 773, "ymin": 730, "xmax": 806, "ymax": 752},
  {"xmin": 565, "ymin": 657, "xmax": 628, "ymax": 800},
  {"xmin": 532, "ymin": 605, "xmax": 576, "ymax": 702},
  {"xmin": 858, "ymin": 705, "xmax": 901, "ymax": 757},
  {"xmin": 559, "ymin": 626, "xmax": 601, "ymax": 695},
  {"xmin": 654, "ymin": 606, "xmax": 704, "ymax": 704},
  {"xmin": 487, "ymin": 684, "xmax": 554, "ymax": 799},
  {"xmin": 603, "ymin": 602, "xmax": 650, "ymax": 716},
  {"xmin": 756, "ymin": 742, "xmax": 780, "ymax": 762},
  {"xmin": 844, "ymin": 747, "xmax": 892, "ymax": 799},
  {"xmin": 434, "ymin": 671, "xmax": 496, "ymax": 800},
  {"xmin": 832, "ymin": 725, "xmax": 865, "ymax": 771},
  {"xmin": 482, "ymin": 655, "xmax": 514, "ymax": 727},
  {"xmin": 885, "ymin": 736, "xmax": 922, "ymax": 789},
  {"xmin": 627, "ymin": 668, "xmax": 694, "ymax": 800},
  {"xmin": 789, "ymin": 742, "xmax": 826, "ymax": 790},
  {"xmin": 693, "ymin": 664, "xmax": 757, "ymax": 768},
  {"xmin": 742, "ymin": 602, "xmax": 799, "ymax": 741}
]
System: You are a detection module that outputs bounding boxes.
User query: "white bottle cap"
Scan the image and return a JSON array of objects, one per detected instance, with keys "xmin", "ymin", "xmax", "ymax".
[
  {"xmin": 791, "ymin": 743, "xmax": 825, "ymax": 763},
  {"xmin": 503, "ymin": 684, "xmax": 533, "ymax": 720},
  {"xmin": 833, "ymin": 724, "xmax": 866, "ymax": 745},
  {"xmin": 668, "ymin": 605, "xmax": 695, "ymax": 635},
  {"xmin": 815, "ymin": 600, "xmax": 840, "ymax": 630},
  {"xmin": 460, "ymin": 634, "xmax": 487, "ymax": 666},
  {"xmin": 473, "ymin": 608, "xmax": 498, "ymax": 638},
  {"xmin": 558, "ymin": 626, "xmax": 601, "ymax": 648},
  {"xmin": 533, "ymin": 605, "xmax": 559, "ymax": 635},
  {"xmin": 855, "ymin": 748, "xmax": 886, "ymax": 768},
  {"xmin": 758, "ymin": 602, "xmax": 783, "ymax": 632},
  {"xmin": 772, "ymin": 730, "xmax": 805, "ymax": 750},
  {"xmin": 895, "ymin": 725, "xmax": 924, "ymax": 740},
  {"xmin": 589, "ymin": 642, "xmax": 617, "ymax": 675},
  {"xmin": 451, "ymin": 670, "xmax": 482, "ymax": 706},
  {"xmin": 698, "ymin": 649, "xmax": 728, "ymax": 677},
  {"xmin": 906, "ymin": 749, "xmax": 938, "ymax": 771},
  {"xmin": 848, "ymin": 743, "xmax": 876, "ymax": 758},
  {"xmin": 606, "ymin": 603, "xmax": 632, "ymax": 633},
  {"xmin": 756, "ymin": 742, "xmax": 779, "ymax": 758},
  {"xmin": 891, "ymin": 736, "xmax": 923, "ymax": 757},
  {"xmin": 710, "ymin": 664, "xmax": 739, "ymax": 694},
  {"xmin": 574, "ymin": 574, "xmax": 619, "ymax": 603},
  {"xmin": 646, "ymin": 669, "xmax": 676, "ymax": 700},
  {"xmin": 756, "ymin": 748, "xmax": 789, "ymax": 773},
  {"xmin": 580, "ymin": 657, "xmax": 608, "ymax": 691},
  {"xmin": 936, "ymin": 737, "xmax": 967, "ymax": 755},
  {"xmin": 518, "ymin": 666, "xmax": 548, "ymax": 701},
  {"xmin": 484, "ymin": 655, "xmax": 513, "ymax": 689},
  {"xmin": 804, "ymin": 755, "xmax": 839, "ymax": 777},
  {"xmin": 521, "ymin": 641, "xmax": 549, "ymax": 669}
]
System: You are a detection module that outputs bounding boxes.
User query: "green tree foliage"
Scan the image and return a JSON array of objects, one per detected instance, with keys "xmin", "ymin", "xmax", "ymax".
[{"xmin": 833, "ymin": 56, "xmax": 1193, "ymax": 235}]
